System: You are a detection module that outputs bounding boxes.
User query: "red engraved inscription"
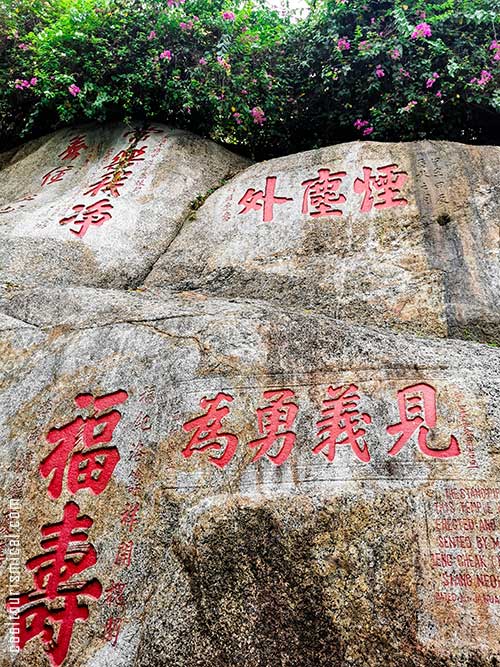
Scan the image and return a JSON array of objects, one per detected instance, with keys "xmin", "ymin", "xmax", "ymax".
[
  {"xmin": 41, "ymin": 166, "xmax": 73, "ymax": 187},
  {"xmin": 104, "ymin": 616, "xmax": 122, "ymax": 646},
  {"xmin": 238, "ymin": 176, "xmax": 293, "ymax": 222},
  {"xmin": 83, "ymin": 170, "xmax": 132, "ymax": 198},
  {"xmin": 5, "ymin": 501, "xmax": 102, "ymax": 667},
  {"xmin": 120, "ymin": 502, "xmax": 140, "ymax": 533},
  {"xmin": 248, "ymin": 389, "xmax": 298, "ymax": 465},
  {"xmin": 386, "ymin": 383, "xmax": 461, "ymax": 458},
  {"xmin": 104, "ymin": 580, "xmax": 126, "ymax": 606},
  {"xmin": 39, "ymin": 390, "xmax": 128, "ymax": 499},
  {"xmin": 182, "ymin": 392, "xmax": 238, "ymax": 468},
  {"xmin": 314, "ymin": 384, "xmax": 372, "ymax": 462},
  {"xmin": 58, "ymin": 135, "xmax": 88, "ymax": 161},
  {"xmin": 114, "ymin": 540, "xmax": 134, "ymax": 567},
  {"xmin": 106, "ymin": 146, "xmax": 147, "ymax": 169},
  {"xmin": 301, "ymin": 168, "xmax": 347, "ymax": 217},
  {"xmin": 353, "ymin": 164, "xmax": 408, "ymax": 212},
  {"xmin": 59, "ymin": 198, "xmax": 114, "ymax": 238}
]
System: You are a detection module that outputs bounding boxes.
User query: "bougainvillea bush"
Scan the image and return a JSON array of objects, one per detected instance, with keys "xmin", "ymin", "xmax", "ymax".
[{"xmin": 0, "ymin": 0, "xmax": 498, "ymax": 158}]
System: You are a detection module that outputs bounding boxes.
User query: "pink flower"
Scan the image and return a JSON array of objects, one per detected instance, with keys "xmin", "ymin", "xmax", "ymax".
[
  {"xmin": 251, "ymin": 106, "xmax": 266, "ymax": 125},
  {"xmin": 411, "ymin": 22, "xmax": 432, "ymax": 39},
  {"xmin": 470, "ymin": 70, "xmax": 492, "ymax": 86},
  {"xmin": 233, "ymin": 112, "xmax": 242, "ymax": 125},
  {"xmin": 240, "ymin": 89, "xmax": 248, "ymax": 95},
  {"xmin": 426, "ymin": 71, "xmax": 439, "ymax": 88},
  {"xmin": 198, "ymin": 57, "xmax": 207, "ymax": 65},
  {"xmin": 217, "ymin": 55, "xmax": 230, "ymax": 71},
  {"xmin": 435, "ymin": 90, "xmax": 442, "ymax": 98},
  {"xmin": 180, "ymin": 21, "xmax": 194, "ymax": 30},
  {"xmin": 18, "ymin": 43, "xmax": 29, "ymax": 50},
  {"xmin": 375, "ymin": 65, "xmax": 385, "ymax": 78},
  {"xmin": 354, "ymin": 119, "xmax": 369, "ymax": 130},
  {"xmin": 363, "ymin": 127, "xmax": 374, "ymax": 136},
  {"xmin": 222, "ymin": 11, "xmax": 235, "ymax": 20},
  {"xmin": 489, "ymin": 40, "xmax": 500, "ymax": 61},
  {"xmin": 399, "ymin": 67, "xmax": 410, "ymax": 78},
  {"xmin": 402, "ymin": 100, "xmax": 418, "ymax": 111},
  {"xmin": 147, "ymin": 30, "xmax": 156, "ymax": 40},
  {"xmin": 68, "ymin": 84, "xmax": 81, "ymax": 96},
  {"xmin": 391, "ymin": 48, "xmax": 401, "ymax": 60},
  {"xmin": 30, "ymin": 77, "xmax": 37, "ymax": 86},
  {"xmin": 159, "ymin": 50, "xmax": 172, "ymax": 60},
  {"xmin": 14, "ymin": 79, "xmax": 30, "ymax": 90},
  {"xmin": 358, "ymin": 40, "xmax": 371, "ymax": 51},
  {"xmin": 337, "ymin": 37, "xmax": 351, "ymax": 51},
  {"xmin": 370, "ymin": 17, "xmax": 375, "ymax": 24}
]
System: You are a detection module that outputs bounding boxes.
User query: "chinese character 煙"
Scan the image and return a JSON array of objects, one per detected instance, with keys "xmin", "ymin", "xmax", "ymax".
[
  {"xmin": 40, "ymin": 390, "xmax": 128, "ymax": 499},
  {"xmin": 386, "ymin": 383, "xmax": 461, "ymax": 458},
  {"xmin": 182, "ymin": 392, "xmax": 238, "ymax": 468},
  {"xmin": 238, "ymin": 176, "xmax": 293, "ymax": 223},
  {"xmin": 353, "ymin": 164, "xmax": 408, "ymax": 212},
  {"xmin": 314, "ymin": 384, "xmax": 372, "ymax": 462},
  {"xmin": 248, "ymin": 389, "xmax": 298, "ymax": 465},
  {"xmin": 6, "ymin": 501, "xmax": 102, "ymax": 667}
]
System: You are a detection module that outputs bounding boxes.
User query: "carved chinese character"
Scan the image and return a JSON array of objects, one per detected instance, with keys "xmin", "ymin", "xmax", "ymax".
[
  {"xmin": 83, "ymin": 170, "xmax": 132, "ymax": 198},
  {"xmin": 182, "ymin": 392, "xmax": 238, "ymax": 468},
  {"xmin": 59, "ymin": 135, "xmax": 88, "ymax": 161},
  {"xmin": 5, "ymin": 502, "xmax": 102, "ymax": 667},
  {"xmin": 314, "ymin": 384, "xmax": 372, "ymax": 462},
  {"xmin": 106, "ymin": 146, "xmax": 147, "ymax": 169},
  {"xmin": 301, "ymin": 168, "xmax": 347, "ymax": 217},
  {"xmin": 104, "ymin": 580, "xmax": 126, "ymax": 606},
  {"xmin": 238, "ymin": 176, "xmax": 293, "ymax": 222},
  {"xmin": 114, "ymin": 540, "xmax": 134, "ymax": 567},
  {"xmin": 353, "ymin": 164, "xmax": 408, "ymax": 212},
  {"xmin": 59, "ymin": 198, "xmax": 114, "ymax": 238},
  {"xmin": 386, "ymin": 383, "xmax": 461, "ymax": 458},
  {"xmin": 104, "ymin": 616, "xmax": 122, "ymax": 646},
  {"xmin": 248, "ymin": 389, "xmax": 298, "ymax": 465},
  {"xmin": 41, "ymin": 166, "xmax": 73, "ymax": 187},
  {"xmin": 40, "ymin": 390, "xmax": 128, "ymax": 499},
  {"xmin": 121, "ymin": 502, "xmax": 140, "ymax": 532}
]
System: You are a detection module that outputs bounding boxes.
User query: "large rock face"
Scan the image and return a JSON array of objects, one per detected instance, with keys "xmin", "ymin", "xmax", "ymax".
[{"xmin": 0, "ymin": 127, "xmax": 499, "ymax": 667}]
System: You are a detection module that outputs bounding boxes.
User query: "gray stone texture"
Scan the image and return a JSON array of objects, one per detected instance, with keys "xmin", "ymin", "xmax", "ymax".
[{"xmin": 0, "ymin": 128, "xmax": 499, "ymax": 667}]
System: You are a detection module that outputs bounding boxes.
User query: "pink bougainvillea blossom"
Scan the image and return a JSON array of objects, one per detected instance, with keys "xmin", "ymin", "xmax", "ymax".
[
  {"xmin": 426, "ymin": 72, "xmax": 439, "ymax": 88},
  {"xmin": 490, "ymin": 40, "xmax": 500, "ymax": 61},
  {"xmin": 411, "ymin": 22, "xmax": 432, "ymax": 39},
  {"xmin": 470, "ymin": 70, "xmax": 492, "ymax": 86},
  {"xmin": 251, "ymin": 106, "xmax": 266, "ymax": 125},
  {"xmin": 222, "ymin": 11, "xmax": 235, "ymax": 20},
  {"xmin": 399, "ymin": 67, "xmax": 410, "ymax": 78},
  {"xmin": 18, "ymin": 43, "xmax": 29, "ymax": 50},
  {"xmin": 233, "ymin": 112, "xmax": 242, "ymax": 125},
  {"xmin": 147, "ymin": 30, "xmax": 156, "ymax": 40},
  {"xmin": 435, "ymin": 90, "xmax": 442, "ymax": 98},
  {"xmin": 337, "ymin": 37, "xmax": 351, "ymax": 51},
  {"xmin": 68, "ymin": 84, "xmax": 81, "ymax": 96},
  {"xmin": 402, "ymin": 100, "xmax": 418, "ymax": 112},
  {"xmin": 391, "ymin": 48, "xmax": 401, "ymax": 60},
  {"xmin": 363, "ymin": 126, "xmax": 374, "ymax": 136},
  {"xmin": 358, "ymin": 40, "xmax": 371, "ymax": 51},
  {"xmin": 375, "ymin": 65, "xmax": 385, "ymax": 78},
  {"xmin": 198, "ymin": 57, "xmax": 207, "ymax": 65},
  {"xmin": 354, "ymin": 119, "xmax": 368, "ymax": 130},
  {"xmin": 159, "ymin": 50, "xmax": 172, "ymax": 60}
]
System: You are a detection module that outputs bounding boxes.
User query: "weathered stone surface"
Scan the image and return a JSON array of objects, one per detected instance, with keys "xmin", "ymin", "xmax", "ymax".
[
  {"xmin": 0, "ymin": 124, "xmax": 249, "ymax": 289},
  {"xmin": 1, "ymin": 285, "xmax": 499, "ymax": 666},
  {"xmin": 1, "ymin": 129, "xmax": 499, "ymax": 667},
  {"xmin": 146, "ymin": 141, "xmax": 500, "ymax": 343}
]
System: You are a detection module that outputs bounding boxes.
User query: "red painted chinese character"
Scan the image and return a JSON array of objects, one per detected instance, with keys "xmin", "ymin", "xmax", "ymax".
[
  {"xmin": 182, "ymin": 392, "xmax": 238, "ymax": 468},
  {"xmin": 59, "ymin": 198, "xmax": 114, "ymax": 238},
  {"xmin": 114, "ymin": 540, "xmax": 134, "ymax": 567},
  {"xmin": 248, "ymin": 389, "xmax": 298, "ymax": 465},
  {"xmin": 301, "ymin": 168, "xmax": 347, "ymax": 217},
  {"xmin": 353, "ymin": 164, "xmax": 408, "ymax": 212},
  {"xmin": 104, "ymin": 616, "xmax": 122, "ymax": 646},
  {"xmin": 121, "ymin": 502, "xmax": 140, "ymax": 532},
  {"xmin": 124, "ymin": 125, "xmax": 163, "ymax": 142},
  {"xmin": 41, "ymin": 166, "xmax": 73, "ymax": 187},
  {"xmin": 314, "ymin": 384, "xmax": 372, "ymax": 462},
  {"xmin": 5, "ymin": 502, "xmax": 102, "ymax": 667},
  {"xmin": 238, "ymin": 176, "xmax": 293, "ymax": 222},
  {"xmin": 386, "ymin": 383, "xmax": 461, "ymax": 458},
  {"xmin": 104, "ymin": 580, "xmax": 126, "ymax": 606},
  {"xmin": 83, "ymin": 170, "xmax": 132, "ymax": 198},
  {"xmin": 59, "ymin": 135, "xmax": 88, "ymax": 161},
  {"xmin": 40, "ymin": 390, "xmax": 128, "ymax": 499},
  {"xmin": 106, "ymin": 146, "xmax": 147, "ymax": 169},
  {"xmin": 134, "ymin": 412, "xmax": 151, "ymax": 431}
]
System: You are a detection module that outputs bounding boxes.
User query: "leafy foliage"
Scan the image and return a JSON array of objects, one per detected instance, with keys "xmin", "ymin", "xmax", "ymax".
[{"xmin": 0, "ymin": 0, "xmax": 498, "ymax": 158}]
